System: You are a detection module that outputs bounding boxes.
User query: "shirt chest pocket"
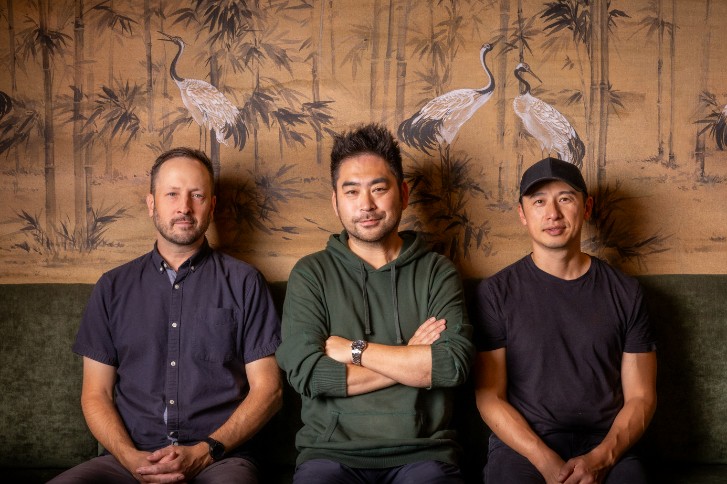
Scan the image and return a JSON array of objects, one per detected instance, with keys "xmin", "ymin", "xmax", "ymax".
[{"xmin": 192, "ymin": 308, "xmax": 238, "ymax": 363}]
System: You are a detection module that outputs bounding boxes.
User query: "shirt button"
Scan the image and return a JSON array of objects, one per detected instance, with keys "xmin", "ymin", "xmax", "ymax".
[
  {"xmin": 191, "ymin": 266, "xmax": 195, "ymax": 271},
  {"xmin": 169, "ymin": 400, "xmax": 175, "ymax": 406},
  {"xmin": 172, "ymin": 322, "xmax": 178, "ymax": 328},
  {"xmin": 174, "ymin": 284, "xmax": 180, "ymax": 289},
  {"xmin": 170, "ymin": 361, "xmax": 176, "ymax": 367}
]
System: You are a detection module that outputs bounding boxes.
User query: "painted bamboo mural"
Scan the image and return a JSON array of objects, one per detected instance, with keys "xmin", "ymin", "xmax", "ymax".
[{"xmin": 1, "ymin": 0, "xmax": 726, "ymax": 284}]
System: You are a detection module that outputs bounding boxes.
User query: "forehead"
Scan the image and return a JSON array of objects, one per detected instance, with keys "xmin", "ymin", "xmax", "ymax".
[
  {"xmin": 337, "ymin": 153, "xmax": 395, "ymax": 184},
  {"xmin": 525, "ymin": 179, "xmax": 580, "ymax": 197},
  {"xmin": 157, "ymin": 157, "xmax": 211, "ymax": 184}
]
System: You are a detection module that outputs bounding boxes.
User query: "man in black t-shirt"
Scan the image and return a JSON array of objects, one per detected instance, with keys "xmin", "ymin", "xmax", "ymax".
[{"xmin": 472, "ymin": 157, "xmax": 657, "ymax": 484}]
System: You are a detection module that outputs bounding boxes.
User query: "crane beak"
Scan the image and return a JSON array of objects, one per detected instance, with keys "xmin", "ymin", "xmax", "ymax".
[
  {"xmin": 527, "ymin": 68, "xmax": 543, "ymax": 84},
  {"xmin": 158, "ymin": 31, "xmax": 172, "ymax": 42}
]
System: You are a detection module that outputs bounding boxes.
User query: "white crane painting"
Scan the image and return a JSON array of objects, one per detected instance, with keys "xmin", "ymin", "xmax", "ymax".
[
  {"xmin": 159, "ymin": 31, "xmax": 246, "ymax": 150},
  {"xmin": 398, "ymin": 43, "xmax": 495, "ymax": 155},
  {"xmin": 513, "ymin": 62, "xmax": 585, "ymax": 168}
]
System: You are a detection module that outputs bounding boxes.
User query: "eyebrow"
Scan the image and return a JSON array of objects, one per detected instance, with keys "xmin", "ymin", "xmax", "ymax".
[
  {"xmin": 162, "ymin": 185, "xmax": 205, "ymax": 192},
  {"xmin": 526, "ymin": 189, "xmax": 577, "ymax": 198},
  {"xmin": 341, "ymin": 177, "xmax": 390, "ymax": 188}
]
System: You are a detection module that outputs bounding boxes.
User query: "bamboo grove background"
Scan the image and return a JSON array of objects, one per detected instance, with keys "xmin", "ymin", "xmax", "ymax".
[{"xmin": 1, "ymin": 0, "xmax": 726, "ymax": 283}]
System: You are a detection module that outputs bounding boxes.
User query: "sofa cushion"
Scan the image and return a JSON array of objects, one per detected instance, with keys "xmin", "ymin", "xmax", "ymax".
[
  {"xmin": 0, "ymin": 284, "xmax": 97, "ymax": 469},
  {"xmin": 638, "ymin": 275, "xmax": 727, "ymax": 465}
]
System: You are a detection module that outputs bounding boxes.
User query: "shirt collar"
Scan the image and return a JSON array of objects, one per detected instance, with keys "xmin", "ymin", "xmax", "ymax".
[{"xmin": 151, "ymin": 238, "xmax": 213, "ymax": 275}]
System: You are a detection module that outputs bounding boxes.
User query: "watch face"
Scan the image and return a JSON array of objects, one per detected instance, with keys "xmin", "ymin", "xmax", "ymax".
[
  {"xmin": 351, "ymin": 340, "xmax": 367, "ymax": 366},
  {"xmin": 206, "ymin": 438, "xmax": 225, "ymax": 460}
]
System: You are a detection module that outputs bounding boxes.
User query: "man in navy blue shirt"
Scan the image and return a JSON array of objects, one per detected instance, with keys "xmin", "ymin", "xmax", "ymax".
[{"xmin": 51, "ymin": 148, "xmax": 282, "ymax": 483}]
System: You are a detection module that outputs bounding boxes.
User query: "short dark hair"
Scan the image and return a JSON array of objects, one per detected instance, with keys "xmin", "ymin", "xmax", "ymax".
[
  {"xmin": 150, "ymin": 147, "xmax": 215, "ymax": 195},
  {"xmin": 330, "ymin": 123, "xmax": 403, "ymax": 188}
]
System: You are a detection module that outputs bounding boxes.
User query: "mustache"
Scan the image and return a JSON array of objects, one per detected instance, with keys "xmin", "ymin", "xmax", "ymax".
[
  {"xmin": 353, "ymin": 214, "xmax": 383, "ymax": 223},
  {"xmin": 171, "ymin": 216, "xmax": 196, "ymax": 225}
]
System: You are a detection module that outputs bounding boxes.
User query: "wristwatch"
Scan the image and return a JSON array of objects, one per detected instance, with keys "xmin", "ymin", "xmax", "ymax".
[
  {"xmin": 203, "ymin": 437, "xmax": 225, "ymax": 461},
  {"xmin": 351, "ymin": 339, "xmax": 368, "ymax": 366}
]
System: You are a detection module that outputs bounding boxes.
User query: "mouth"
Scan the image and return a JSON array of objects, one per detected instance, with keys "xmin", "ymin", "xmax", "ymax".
[
  {"xmin": 355, "ymin": 216, "xmax": 383, "ymax": 227},
  {"xmin": 172, "ymin": 217, "xmax": 196, "ymax": 228},
  {"xmin": 544, "ymin": 226, "xmax": 565, "ymax": 235}
]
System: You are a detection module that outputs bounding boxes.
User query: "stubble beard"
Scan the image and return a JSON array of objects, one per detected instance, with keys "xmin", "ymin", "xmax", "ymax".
[
  {"xmin": 344, "ymin": 210, "xmax": 402, "ymax": 246},
  {"xmin": 153, "ymin": 209, "xmax": 210, "ymax": 246}
]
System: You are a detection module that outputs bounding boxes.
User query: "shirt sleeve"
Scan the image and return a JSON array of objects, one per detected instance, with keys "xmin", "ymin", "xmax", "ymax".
[
  {"xmin": 470, "ymin": 277, "xmax": 508, "ymax": 352},
  {"xmin": 275, "ymin": 261, "xmax": 347, "ymax": 399},
  {"xmin": 624, "ymin": 283, "xmax": 657, "ymax": 353},
  {"xmin": 240, "ymin": 270, "xmax": 282, "ymax": 364},
  {"xmin": 428, "ymin": 257, "xmax": 475, "ymax": 388},
  {"xmin": 72, "ymin": 275, "xmax": 119, "ymax": 366}
]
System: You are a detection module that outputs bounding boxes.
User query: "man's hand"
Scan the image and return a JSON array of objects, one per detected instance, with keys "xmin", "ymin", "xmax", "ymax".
[
  {"xmin": 116, "ymin": 450, "xmax": 158, "ymax": 482},
  {"xmin": 408, "ymin": 317, "xmax": 446, "ymax": 345},
  {"xmin": 325, "ymin": 335, "xmax": 354, "ymax": 364},
  {"xmin": 557, "ymin": 453, "xmax": 609, "ymax": 484},
  {"xmin": 136, "ymin": 443, "xmax": 211, "ymax": 483}
]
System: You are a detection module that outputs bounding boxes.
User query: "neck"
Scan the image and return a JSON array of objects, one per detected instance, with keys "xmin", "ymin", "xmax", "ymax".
[
  {"xmin": 347, "ymin": 233, "xmax": 404, "ymax": 270},
  {"xmin": 156, "ymin": 236, "xmax": 204, "ymax": 271},
  {"xmin": 515, "ymin": 71, "xmax": 530, "ymax": 96},
  {"xmin": 170, "ymin": 43, "xmax": 184, "ymax": 83},
  {"xmin": 480, "ymin": 50, "xmax": 494, "ymax": 92},
  {"xmin": 530, "ymin": 246, "xmax": 591, "ymax": 281}
]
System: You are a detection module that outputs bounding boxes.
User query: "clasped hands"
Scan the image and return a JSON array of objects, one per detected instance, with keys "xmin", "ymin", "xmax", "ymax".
[
  {"xmin": 128, "ymin": 441, "xmax": 211, "ymax": 483},
  {"xmin": 324, "ymin": 316, "xmax": 446, "ymax": 364}
]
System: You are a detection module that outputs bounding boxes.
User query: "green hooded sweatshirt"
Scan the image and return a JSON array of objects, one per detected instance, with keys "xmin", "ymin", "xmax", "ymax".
[{"xmin": 276, "ymin": 230, "xmax": 474, "ymax": 469}]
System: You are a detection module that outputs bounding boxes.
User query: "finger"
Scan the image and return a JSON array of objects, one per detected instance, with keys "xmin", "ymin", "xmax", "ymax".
[{"xmin": 413, "ymin": 317, "xmax": 437, "ymax": 334}]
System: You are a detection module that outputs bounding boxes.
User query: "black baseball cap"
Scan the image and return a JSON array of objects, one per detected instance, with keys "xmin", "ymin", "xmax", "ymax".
[{"xmin": 519, "ymin": 157, "xmax": 588, "ymax": 200}]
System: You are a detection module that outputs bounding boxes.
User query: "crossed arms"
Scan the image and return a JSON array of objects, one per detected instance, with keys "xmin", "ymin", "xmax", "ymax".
[
  {"xmin": 324, "ymin": 316, "xmax": 446, "ymax": 394},
  {"xmin": 81, "ymin": 355, "xmax": 281, "ymax": 483}
]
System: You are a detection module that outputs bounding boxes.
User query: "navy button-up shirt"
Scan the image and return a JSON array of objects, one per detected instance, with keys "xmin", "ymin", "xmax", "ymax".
[{"xmin": 73, "ymin": 240, "xmax": 280, "ymax": 453}]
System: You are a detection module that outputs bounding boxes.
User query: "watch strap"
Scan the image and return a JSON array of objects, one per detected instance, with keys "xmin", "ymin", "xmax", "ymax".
[{"xmin": 203, "ymin": 437, "xmax": 225, "ymax": 461}]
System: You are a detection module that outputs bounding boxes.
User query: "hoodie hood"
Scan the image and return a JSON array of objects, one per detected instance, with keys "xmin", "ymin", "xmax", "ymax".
[{"xmin": 325, "ymin": 230, "xmax": 429, "ymax": 343}]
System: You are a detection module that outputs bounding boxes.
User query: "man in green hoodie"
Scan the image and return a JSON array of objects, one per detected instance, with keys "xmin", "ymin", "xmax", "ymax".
[{"xmin": 276, "ymin": 123, "xmax": 474, "ymax": 483}]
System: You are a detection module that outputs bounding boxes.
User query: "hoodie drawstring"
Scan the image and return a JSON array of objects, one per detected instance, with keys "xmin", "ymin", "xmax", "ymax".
[
  {"xmin": 359, "ymin": 260, "xmax": 404, "ymax": 344},
  {"xmin": 391, "ymin": 264, "xmax": 403, "ymax": 344},
  {"xmin": 359, "ymin": 261, "xmax": 372, "ymax": 336}
]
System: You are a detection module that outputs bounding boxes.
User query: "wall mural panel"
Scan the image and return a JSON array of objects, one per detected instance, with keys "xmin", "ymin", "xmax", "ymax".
[{"xmin": 1, "ymin": 0, "xmax": 725, "ymax": 283}]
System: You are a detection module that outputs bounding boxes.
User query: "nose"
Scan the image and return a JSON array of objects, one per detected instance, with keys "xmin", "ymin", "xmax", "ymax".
[
  {"xmin": 359, "ymin": 191, "xmax": 375, "ymax": 211},
  {"xmin": 178, "ymin": 194, "xmax": 193, "ymax": 214},
  {"xmin": 545, "ymin": 200, "xmax": 562, "ymax": 219}
]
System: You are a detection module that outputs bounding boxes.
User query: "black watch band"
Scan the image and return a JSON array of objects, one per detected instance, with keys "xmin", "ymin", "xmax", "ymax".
[{"xmin": 203, "ymin": 437, "xmax": 225, "ymax": 461}]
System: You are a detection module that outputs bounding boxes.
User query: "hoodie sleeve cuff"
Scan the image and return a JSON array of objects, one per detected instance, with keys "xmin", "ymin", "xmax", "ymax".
[
  {"xmin": 430, "ymin": 344, "xmax": 468, "ymax": 388},
  {"xmin": 313, "ymin": 356, "xmax": 349, "ymax": 398}
]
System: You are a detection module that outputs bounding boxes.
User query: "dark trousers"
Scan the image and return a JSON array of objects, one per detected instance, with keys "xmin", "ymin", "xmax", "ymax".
[
  {"xmin": 48, "ymin": 454, "xmax": 259, "ymax": 483},
  {"xmin": 294, "ymin": 458, "xmax": 465, "ymax": 484},
  {"xmin": 483, "ymin": 433, "xmax": 649, "ymax": 484}
]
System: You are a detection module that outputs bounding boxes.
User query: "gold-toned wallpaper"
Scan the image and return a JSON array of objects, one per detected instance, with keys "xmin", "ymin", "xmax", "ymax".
[{"xmin": 1, "ymin": 0, "xmax": 726, "ymax": 283}]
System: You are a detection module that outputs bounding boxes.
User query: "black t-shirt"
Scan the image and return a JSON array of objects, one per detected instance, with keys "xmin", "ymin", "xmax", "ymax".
[{"xmin": 472, "ymin": 255, "xmax": 656, "ymax": 435}]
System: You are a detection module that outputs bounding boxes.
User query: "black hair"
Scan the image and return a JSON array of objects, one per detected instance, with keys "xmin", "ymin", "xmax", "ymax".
[
  {"xmin": 150, "ymin": 147, "xmax": 215, "ymax": 195},
  {"xmin": 330, "ymin": 123, "xmax": 403, "ymax": 188}
]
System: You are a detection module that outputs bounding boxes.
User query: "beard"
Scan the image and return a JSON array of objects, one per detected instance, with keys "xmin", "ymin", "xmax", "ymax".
[
  {"xmin": 153, "ymin": 210, "xmax": 210, "ymax": 246},
  {"xmin": 342, "ymin": 209, "xmax": 402, "ymax": 246}
]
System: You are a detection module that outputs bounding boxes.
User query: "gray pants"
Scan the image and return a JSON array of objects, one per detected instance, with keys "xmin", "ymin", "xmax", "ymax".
[{"xmin": 48, "ymin": 454, "xmax": 259, "ymax": 483}]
